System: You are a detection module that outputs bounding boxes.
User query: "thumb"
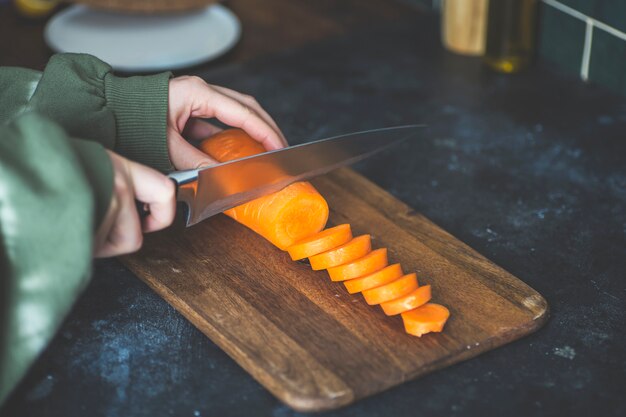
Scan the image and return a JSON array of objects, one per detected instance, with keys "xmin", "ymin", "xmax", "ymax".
[
  {"xmin": 126, "ymin": 158, "xmax": 176, "ymax": 233},
  {"xmin": 168, "ymin": 128, "xmax": 217, "ymax": 170}
]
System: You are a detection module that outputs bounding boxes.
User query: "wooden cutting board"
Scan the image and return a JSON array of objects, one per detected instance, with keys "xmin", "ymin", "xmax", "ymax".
[{"xmin": 121, "ymin": 168, "xmax": 548, "ymax": 412}]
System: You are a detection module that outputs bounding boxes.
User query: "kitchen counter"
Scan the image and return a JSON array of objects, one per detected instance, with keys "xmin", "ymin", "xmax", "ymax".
[{"xmin": 2, "ymin": 2, "xmax": 624, "ymax": 416}]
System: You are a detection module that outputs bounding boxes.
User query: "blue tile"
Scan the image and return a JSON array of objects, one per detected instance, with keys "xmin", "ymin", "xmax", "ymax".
[
  {"xmin": 588, "ymin": 28, "xmax": 626, "ymax": 95},
  {"xmin": 590, "ymin": 0, "xmax": 626, "ymax": 33},
  {"xmin": 539, "ymin": 2, "xmax": 586, "ymax": 77},
  {"xmin": 554, "ymin": 0, "xmax": 626, "ymax": 33},
  {"xmin": 556, "ymin": 0, "xmax": 593, "ymax": 15}
]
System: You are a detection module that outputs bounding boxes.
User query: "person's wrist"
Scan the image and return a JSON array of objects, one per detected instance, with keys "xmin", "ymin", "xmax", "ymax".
[{"xmin": 105, "ymin": 71, "xmax": 173, "ymax": 172}]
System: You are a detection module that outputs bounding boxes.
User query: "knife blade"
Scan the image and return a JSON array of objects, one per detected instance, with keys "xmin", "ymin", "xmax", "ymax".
[{"xmin": 170, "ymin": 125, "xmax": 425, "ymax": 226}]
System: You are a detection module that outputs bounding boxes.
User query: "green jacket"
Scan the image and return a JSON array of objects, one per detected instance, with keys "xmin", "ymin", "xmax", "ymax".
[{"xmin": 0, "ymin": 54, "xmax": 172, "ymax": 405}]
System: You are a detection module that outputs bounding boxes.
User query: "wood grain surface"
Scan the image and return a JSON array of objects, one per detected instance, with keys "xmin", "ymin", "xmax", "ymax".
[{"xmin": 121, "ymin": 168, "xmax": 549, "ymax": 412}]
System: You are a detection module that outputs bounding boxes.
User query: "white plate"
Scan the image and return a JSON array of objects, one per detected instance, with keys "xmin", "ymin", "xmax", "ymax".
[{"xmin": 44, "ymin": 4, "xmax": 241, "ymax": 72}]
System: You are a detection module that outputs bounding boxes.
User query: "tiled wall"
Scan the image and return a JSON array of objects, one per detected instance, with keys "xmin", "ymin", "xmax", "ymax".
[
  {"xmin": 402, "ymin": 0, "xmax": 625, "ymax": 96},
  {"xmin": 539, "ymin": 0, "xmax": 626, "ymax": 95}
]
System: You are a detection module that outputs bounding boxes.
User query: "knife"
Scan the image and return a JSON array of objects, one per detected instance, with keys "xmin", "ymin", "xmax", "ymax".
[{"xmin": 165, "ymin": 125, "xmax": 425, "ymax": 226}]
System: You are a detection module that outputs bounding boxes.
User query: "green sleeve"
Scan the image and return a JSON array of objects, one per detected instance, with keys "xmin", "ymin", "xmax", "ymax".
[
  {"xmin": 0, "ymin": 53, "xmax": 173, "ymax": 172},
  {"xmin": 0, "ymin": 113, "xmax": 113, "ymax": 406}
]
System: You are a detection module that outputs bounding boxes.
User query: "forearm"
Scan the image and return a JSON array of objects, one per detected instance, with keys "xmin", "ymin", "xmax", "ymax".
[
  {"xmin": 0, "ymin": 54, "xmax": 173, "ymax": 171},
  {"xmin": 0, "ymin": 113, "xmax": 112, "ymax": 405}
]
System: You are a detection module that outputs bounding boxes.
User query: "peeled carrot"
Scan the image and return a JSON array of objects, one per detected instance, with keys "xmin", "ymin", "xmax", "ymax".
[
  {"xmin": 200, "ymin": 129, "xmax": 329, "ymax": 250},
  {"xmin": 200, "ymin": 128, "xmax": 266, "ymax": 160},
  {"xmin": 380, "ymin": 285, "xmax": 431, "ymax": 316},
  {"xmin": 343, "ymin": 263, "xmax": 404, "ymax": 294},
  {"xmin": 202, "ymin": 130, "xmax": 451, "ymax": 338},
  {"xmin": 401, "ymin": 303, "xmax": 450, "ymax": 337},
  {"xmin": 327, "ymin": 248, "xmax": 388, "ymax": 282},
  {"xmin": 286, "ymin": 224, "xmax": 352, "ymax": 261},
  {"xmin": 362, "ymin": 273, "xmax": 418, "ymax": 305},
  {"xmin": 309, "ymin": 235, "xmax": 371, "ymax": 270}
]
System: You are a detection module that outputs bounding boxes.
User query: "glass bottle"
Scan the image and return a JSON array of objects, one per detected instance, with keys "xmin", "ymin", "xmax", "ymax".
[
  {"xmin": 484, "ymin": 0, "xmax": 539, "ymax": 73},
  {"xmin": 441, "ymin": 0, "xmax": 489, "ymax": 56}
]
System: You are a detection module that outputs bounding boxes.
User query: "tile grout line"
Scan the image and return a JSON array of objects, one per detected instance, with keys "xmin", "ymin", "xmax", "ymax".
[
  {"xmin": 542, "ymin": 0, "xmax": 588, "ymax": 21},
  {"xmin": 580, "ymin": 19, "xmax": 593, "ymax": 81},
  {"xmin": 542, "ymin": 0, "xmax": 626, "ymax": 41},
  {"xmin": 593, "ymin": 19, "xmax": 626, "ymax": 42}
]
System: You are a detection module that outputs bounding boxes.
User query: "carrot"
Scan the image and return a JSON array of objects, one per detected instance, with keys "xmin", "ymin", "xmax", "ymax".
[
  {"xmin": 343, "ymin": 263, "xmax": 404, "ymax": 294},
  {"xmin": 327, "ymin": 248, "xmax": 388, "ymax": 282},
  {"xmin": 200, "ymin": 129, "xmax": 329, "ymax": 250},
  {"xmin": 380, "ymin": 285, "xmax": 431, "ymax": 316},
  {"xmin": 401, "ymin": 303, "xmax": 450, "ymax": 337},
  {"xmin": 286, "ymin": 224, "xmax": 352, "ymax": 261},
  {"xmin": 199, "ymin": 128, "xmax": 266, "ymax": 160},
  {"xmin": 201, "ymin": 130, "xmax": 451, "ymax": 338},
  {"xmin": 309, "ymin": 235, "xmax": 371, "ymax": 270},
  {"xmin": 362, "ymin": 273, "xmax": 418, "ymax": 305}
]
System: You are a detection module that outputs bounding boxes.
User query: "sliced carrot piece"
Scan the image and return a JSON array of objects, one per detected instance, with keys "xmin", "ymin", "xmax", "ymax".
[
  {"xmin": 401, "ymin": 303, "xmax": 450, "ymax": 337},
  {"xmin": 286, "ymin": 224, "xmax": 352, "ymax": 261},
  {"xmin": 362, "ymin": 273, "xmax": 418, "ymax": 305},
  {"xmin": 343, "ymin": 263, "xmax": 404, "ymax": 294},
  {"xmin": 309, "ymin": 235, "xmax": 371, "ymax": 271},
  {"xmin": 202, "ymin": 130, "xmax": 451, "ymax": 337},
  {"xmin": 226, "ymin": 182, "xmax": 328, "ymax": 250},
  {"xmin": 327, "ymin": 248, "xmax": 388, "ymax": 282},
  {"xmin": 380, "ymin": 285, "xmax": 431, "ymax": 316},
  {"xmin": 200, "ymin": 129, "xmax": 328, "ymax": 250}
]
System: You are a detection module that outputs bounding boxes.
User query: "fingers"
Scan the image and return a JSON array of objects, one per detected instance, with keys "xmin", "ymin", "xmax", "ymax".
[
  {"xmin": 126, "ymin": 157, "xmax": 177, "ymax": 233},
  {"xmin": 94, "ymin": 153, "xmax": 144, "ymax": 257},
  {"xmin": 211, "ymin": 85, "xmax": 288, "ymax": 147},
  {"xmin": 93, "ymin": 191, "xmax": 120, "ymax": 258},
  {"xmin": 177, "ymin": 76, "xmax": 286, "ymax": 151},
  {"xmin": 97, "ymin": 175, "xmax": 144, "ymax": 257},
  {"xmin": 183, "ymin": 118, "xmax": 223, "ymax": 141},
  {"xmin": 195, "ymin": 88, "xmax": 282, "ymax": 150},
  {"xmin": 94, "ymin": 152, "xmax": 176, "ymax": 258},
  {"xmin": 168, "ymin": 128, "xmax": 218, "ymax": 170}
]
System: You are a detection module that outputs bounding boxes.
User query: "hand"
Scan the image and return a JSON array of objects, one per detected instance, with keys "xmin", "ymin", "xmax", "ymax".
[
  {"xmin": 94, "ymin": 151, "xmax": 176, "ymax": 258},
  {"xmin": 167, "ymin": 76, "xmax": 288, "ymax": 170}
]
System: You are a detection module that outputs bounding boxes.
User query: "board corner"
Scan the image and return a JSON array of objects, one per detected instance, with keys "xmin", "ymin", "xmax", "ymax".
[{"xmin": 278, "ymin": 387, "xmax": 355, "ymax": 413}]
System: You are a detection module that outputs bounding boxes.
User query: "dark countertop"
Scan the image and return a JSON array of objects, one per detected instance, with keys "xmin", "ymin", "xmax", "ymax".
[{"xmin": 2, "ymin": 5, "xmax": 625, "ymax": 417}]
